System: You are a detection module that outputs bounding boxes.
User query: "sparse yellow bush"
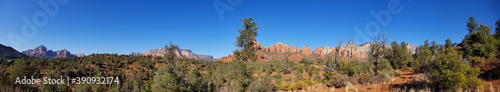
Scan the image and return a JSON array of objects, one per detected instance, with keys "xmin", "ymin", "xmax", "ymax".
[
  {"xmin": 278, "ymin": 82, "xmax": 295, "ymax": 91},
  {"xmin": 306, "ymin": 80, "xmax": 318, "ymax": 86},
  {"xmin": 294, "ymin": 81, "xmax": 307, "ymax": 90},
  {"xmin": 278, "ymin": 81, "xmax": 313, "ymax": 91}
]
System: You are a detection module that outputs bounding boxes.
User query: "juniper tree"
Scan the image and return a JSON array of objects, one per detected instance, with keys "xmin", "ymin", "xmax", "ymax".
[
  {"xmin": 164, "ymin": 42, "xmax": 179, "ymax": 62},
  {"xmin": 494, "ymin": 19, "xmax": 500, "ymax": 38},
  {"xmin": 234, "ymin": 17, "xmax": 259, "ymax": 62},
  {"xmin": 445, "ymin": 39, "xmax": 452, "ymax": 49}
]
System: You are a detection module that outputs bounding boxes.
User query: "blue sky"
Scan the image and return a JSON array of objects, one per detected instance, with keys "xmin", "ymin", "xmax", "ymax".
[{"xmin": 0, "ymin": 0, "xmax": 499, "ymax": 58}]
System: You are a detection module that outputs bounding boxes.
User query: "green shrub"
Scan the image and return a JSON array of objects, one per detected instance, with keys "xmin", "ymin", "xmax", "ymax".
[
  {"xmin": 273, "ymin": 74, "xmax": 283, "ymax": 79},
  {"xmin": 358, "ymin": 71, "xmax": 375, "ymax": 84},
  {"xmin": 468, "ymin": 56, "xmax": 486, "ymax": 68},
  {"xmin": 377, "ymin": 59, "xmax": 393, "ymax": 72},
  {"xmin": 339, "ymin": 61, "xmax": 357, "ymax": 76},
  {"xmin": 431, "ymin": 49, "xmax": 482, "ymax": 90},
  {"xmin": 248, "ymin": 76, "xmax": 271, "ymax": 92}
]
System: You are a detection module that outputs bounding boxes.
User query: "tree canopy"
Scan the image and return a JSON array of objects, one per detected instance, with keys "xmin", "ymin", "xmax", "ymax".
[{"xmin": 234, "ymin": 17, "xmax": 259, "ymax": 61}]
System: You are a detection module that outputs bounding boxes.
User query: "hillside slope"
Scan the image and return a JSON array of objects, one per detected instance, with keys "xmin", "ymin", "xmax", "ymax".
[{"xmin": 0, "ymin": 44, "xmax": 27, "ymax": 59}]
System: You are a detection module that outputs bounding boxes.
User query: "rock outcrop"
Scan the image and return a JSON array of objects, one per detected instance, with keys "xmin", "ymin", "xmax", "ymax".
[
  {"xmin": 451, "ymin": 43, "xmax": 459, "ymax": 48},
  {"xmin": 219, "ymin": 41, "xmax": 420, "ymax": 62},
  {"xmin": 218, "ymin": 54, "xmax": 235, "ymax": 62},
  {"xmin": 262, "ymin": 42, "xmax": 300, "ymax": 54},
  {"xmin": 328, "ymin": 42, "xmax": 371, "ymax": 59},
  {"xmin": 141, "ymin": 48, "xmax": 214, "ymax": 61},
  {"xmin": 142, "ymin": 48, "xmax": 165, "ymax": 57},
  {"xmin": 275, "ymin": 42, "xmax": 289, "ymax": 53},
  {"xmin": 22, "ymin": 45, "xmax": 80, "ymax": 58},
  {"xmin": 406, "ymin": 44, "xmax": 417, "ymax": 54},
  {"xmin": 290, "ymin": 44, "xmax": 299, "ymax": 54},
  {"xmin": 252, "ymin": 40, "xmax": 263, "ymax": 51},
  {"xmin": 313, "ymin": 47, "xmax": 325, "ymax": 58},
  {"xmin": 318, "ymin": 46, "xmax": 334, "ymax": 55},
  {"xmin": 76, "ymin": 53, "xmax": 85, "ymax": 58},
  {"xmin": 342, "ymin": 42, "xmax": 373, "ymax": 53},
  {"xmin": 301, "ymin": 45, "xmax": 312, "ymax": 56}
]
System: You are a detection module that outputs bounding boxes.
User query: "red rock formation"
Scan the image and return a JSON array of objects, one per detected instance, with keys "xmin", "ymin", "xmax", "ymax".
[
  {"xmin": 301, "ymin": 45, "xmax": 312, "ymax": 56},
  {"xmin": 217, "ymin": 54, "xmax": 235, "ymax": 62},
  {"xmin": 255, "ymin": 52, "xmax": 266, "ymax": 60},
  {"xmin": 288, "ymin": 54, "xmax": 303, "ymax": 61},
  {"xmin": 270, "ymin": 44, "xmax": 276, "ymax": 53},
  {"xmin": 275, "ymin": 42, "xmax": 289, "ymax": 53},
  {"xmin": 252, "ymin": 40, "xmax": 263, "ymax": 50},
  {"xmin": 262, "ymin": 47, "xmax": 270, "ymax": 52},
  {"xmin": 313, "ymin": 47, "xmax": 325, "ymax": 58},
  {"xmin": 261, "ymin": 42, "xmax": 295, "ymax": 54},
  {"xmin": 218, "ymin": 41, "xmax": 381, "ymax": 62},
  {"xmin": 56, "ymin": 49, "xmax": 70, "ymax": 58},
  {"xmin": 289, "ymin": 44, "xmax": 299, "ymax": 54}
]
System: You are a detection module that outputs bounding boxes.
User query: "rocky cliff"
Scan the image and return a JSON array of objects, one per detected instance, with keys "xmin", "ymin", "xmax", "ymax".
[
  {"xmin": 406, "ymin": 44, "xmax": 417, "ymax": 54},
  {"xmin": 76, "ymin": 53, "xmax": 86, "ymax": 58},
  {"xmin": 218, "ymin": 41, "xmax": 418, "ymax": 62},
  {"xmin": 138, "ymin": 48, "xmax": 214, "ymax": 61},
  {"xmin": 22, "ymin": 45, "xmax": 82, "ymax": 58}
]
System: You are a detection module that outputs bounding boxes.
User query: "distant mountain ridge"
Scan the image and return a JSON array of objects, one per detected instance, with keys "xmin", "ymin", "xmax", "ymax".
[
  {"xmin": 22, "ymin": 45, "xmax": 84, "ymax": 58},
  {"xmin": 0, "ymin": 44, "xmax": 28, "ymax": 59},
  {"xmin": 131, "ymin": 48, "xmax": 214, "ymax": 61}
]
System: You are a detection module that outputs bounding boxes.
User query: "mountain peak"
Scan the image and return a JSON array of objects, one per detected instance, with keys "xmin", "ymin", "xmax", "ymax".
[
  {"xmin": 35, "ymin": 45, "xmax": 47, "ymax": 52},
  {"xmin": 22, "ymin": 45, "xmax": 78, "ymax": 58}
]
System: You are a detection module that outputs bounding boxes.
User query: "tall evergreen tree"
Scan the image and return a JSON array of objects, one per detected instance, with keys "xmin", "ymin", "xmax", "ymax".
[
  {"xmin": 424, "ymin": 40, "xmax": 430, "ymax": 48},
  {"xmin": 445, "ymin": 39, "xmax": 452, "ymax": 49},
  {"xmin": 431, "ymin": 40, "xmax": 438, "ymax": 54},
  {"xmin": 494, "ymin": 19, "xmax": 500, "ymax": 38},
  {"xmin": 164, "ymin": 42, "xmax": 179, "ymax": 62},
  {"xmin": 388, "ymin": 41, "xmax": 413, "ymax": 69},
  {"xmin": 461, "ymin": 16, "xmax": 479, "ymax": 51},
  {"xmin": 234, "ymin": 17, "xmax": 259, "ymax": 61},
  {"xmin": 467, "ymin": 16, "xmax": 479, "ymax": 33}
]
